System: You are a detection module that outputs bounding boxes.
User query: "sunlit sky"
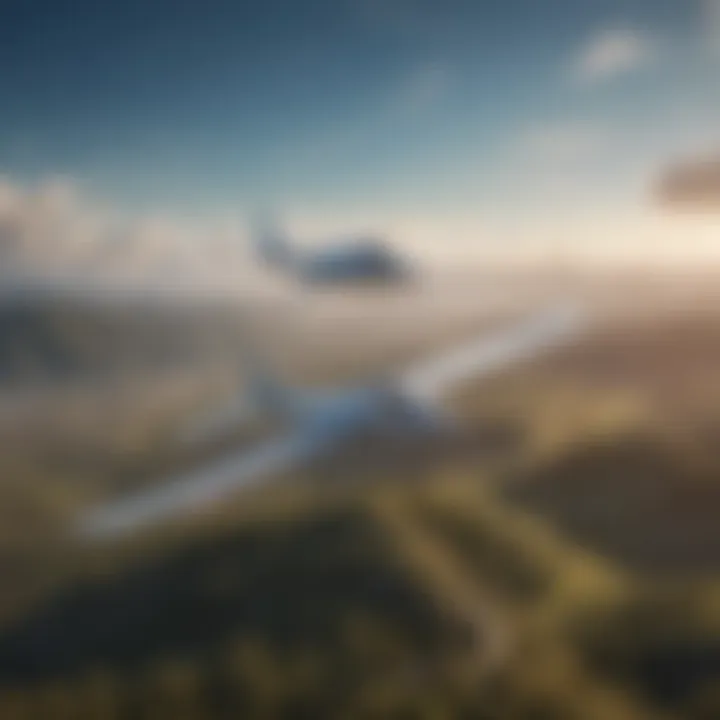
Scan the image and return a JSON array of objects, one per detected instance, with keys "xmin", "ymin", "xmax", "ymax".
[{"xmin": 1, "ymin": 0, "xmax": 720, "ymax": 284}]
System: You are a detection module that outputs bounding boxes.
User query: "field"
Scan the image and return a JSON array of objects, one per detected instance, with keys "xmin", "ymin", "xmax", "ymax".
[{"xmin": 0, "ymin": 269, "xmax": 719, "ymax": 718}]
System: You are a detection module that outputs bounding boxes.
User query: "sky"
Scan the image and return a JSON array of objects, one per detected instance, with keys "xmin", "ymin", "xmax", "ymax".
[{"xmin": 1, "ymin": 0, "xmax": 719, "ymax": 287}]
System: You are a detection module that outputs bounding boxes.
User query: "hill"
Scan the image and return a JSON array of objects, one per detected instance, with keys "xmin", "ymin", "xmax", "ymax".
[
  {"xmin": 0, "ymin": 294, "xmax": 256, "ymax": 386},
  {"xmin": 0, "ymin": 288, "xmax": 719, "ymax": 717},
  {"xmin": 0, "ymin": 480, "xmax": 662, "ymax": 720},
  {"xmin": 0, "ymin": 467, "xmax": 718, "ymax": 719}
]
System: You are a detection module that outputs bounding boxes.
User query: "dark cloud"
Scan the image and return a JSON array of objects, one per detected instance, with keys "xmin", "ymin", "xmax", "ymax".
[{"xmin": 656, "ymin": 155, "xmax": 720, "ymax": 209}]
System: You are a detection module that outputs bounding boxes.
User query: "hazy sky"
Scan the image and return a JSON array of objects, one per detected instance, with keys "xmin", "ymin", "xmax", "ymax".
[{"xmin": 1, "ymin": 0, "xmax": 719, "ymax": 282}]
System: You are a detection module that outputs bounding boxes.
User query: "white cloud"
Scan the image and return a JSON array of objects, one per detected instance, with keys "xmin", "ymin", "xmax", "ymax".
[
  {"xmin": 499, "ymin": 122, "xmax": 628, "ymax": 212},
  {"xmin": 520, "ymin": 123, "xmax": 610, "ymax": 166},
  {"xmin": 572, "ymin": 28, "xmax": 655, "ymax": 84},
  {"xmin": 4, "ymin": 168, "xmax": 720, "ymax": 294},
  {"xmin": 0, "ymin": 176, "xmax": 267, "ymax": 297},
  {"xmin": 0, "ymin": 176, "xmax": 109, "ymax": 273}
]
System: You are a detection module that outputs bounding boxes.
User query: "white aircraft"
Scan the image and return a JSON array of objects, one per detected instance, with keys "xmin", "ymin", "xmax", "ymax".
[{"xmin": 77, "ymin": 302, "xmax": 587, "ymax": 540}]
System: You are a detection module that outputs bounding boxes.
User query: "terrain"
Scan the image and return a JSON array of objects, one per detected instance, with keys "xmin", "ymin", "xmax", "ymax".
[{"xmin": 0, "ymin": 269, "xmax": 719, "ymax": 718}]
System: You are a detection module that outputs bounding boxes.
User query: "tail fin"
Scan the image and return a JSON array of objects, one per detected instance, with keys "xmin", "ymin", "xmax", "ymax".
[{"xmin": 253, "ymin": 213, "xmax": 294, "ymax": 269}]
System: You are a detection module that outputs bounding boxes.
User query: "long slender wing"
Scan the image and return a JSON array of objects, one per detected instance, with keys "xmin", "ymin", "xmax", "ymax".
[
  {"xmin": 76, "ymin": 432, "xmax": 321, "ymax": 541},
  {"xmin": 398, "ymin": 302, "xmax": 587, "ymax": 403}
]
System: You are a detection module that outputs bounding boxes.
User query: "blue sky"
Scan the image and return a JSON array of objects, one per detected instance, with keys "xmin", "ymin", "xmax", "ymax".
[
  {"xmin": 1, "ymin": 0, "xmax": 715, "ymax": 214},
  {"xmin": 0, "ymin": 0, "xmax": 718, "ymax": 284}
]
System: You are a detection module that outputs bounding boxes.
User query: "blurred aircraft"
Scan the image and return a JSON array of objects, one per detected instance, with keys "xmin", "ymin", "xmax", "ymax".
[
  {"xmin": 253, "ymin": 215, "xmax": 413, "ymax": 286},
  {"xmin": 77, "ymin": 302, "xmax": 586, "ymax": 540}
]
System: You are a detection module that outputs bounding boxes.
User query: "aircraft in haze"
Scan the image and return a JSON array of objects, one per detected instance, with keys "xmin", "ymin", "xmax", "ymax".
[
  {"xmin": 76, "ymin": 302, "xmax": 587, "ymax": 540},
  {"xmin": 253, "ymin": 216, "xmax": 413, "ymax": 286}
]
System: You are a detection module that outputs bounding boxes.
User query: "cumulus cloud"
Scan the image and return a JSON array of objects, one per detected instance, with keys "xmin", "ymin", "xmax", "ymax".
[
  {"xmin": 4, "ymin": 168, "xmax": 720, "ymax": 296},
  {"xmin": 0, "ymin": 177, "xmax": 111, "ymax": 274},
  {"xmin": 0, "ymin": 176, "xmax": 265, "ymax": 297},
  {"xmin": 572, "ymin": 28, "xmax": 655, "ymax": 84}
]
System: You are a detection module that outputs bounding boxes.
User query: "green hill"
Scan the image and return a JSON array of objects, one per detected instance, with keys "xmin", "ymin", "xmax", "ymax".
[
  {"xmin": 0, "ymin": 473, "xmax": 713, "ymax": 720},
  {"xmin": 0, "ymin": 295, "xmax": 253, "ymax": 385},
  {"xmin": 1, "ymin": 298, "xmax": 720, "ymax": 718}
]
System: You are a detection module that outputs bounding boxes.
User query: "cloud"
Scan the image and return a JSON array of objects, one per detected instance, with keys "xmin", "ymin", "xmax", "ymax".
[
  {"xmin": 0, "ymin": 176, "xmax": 266, "ymax": 297},
  {"xmin": 501, "ymin": 122, "xmax": 626, "ymax": 210},
  {"xmin": 520, "ymin": 123, "xmax": 610, "ymax": 166},
  {"xmin": 0, "ymin": 176, "xmax": 112, "ymax": 273},
  {"xmin": 572, "ymin": 28, "xmax": 655, "ymax": 84},
  {"xmin": 4, "ymin": 167, "xmax": 720, "ymax": 294},
  {"xmin": 655, "ymin": 154, "xmax": 720, "ymax": 208}
]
